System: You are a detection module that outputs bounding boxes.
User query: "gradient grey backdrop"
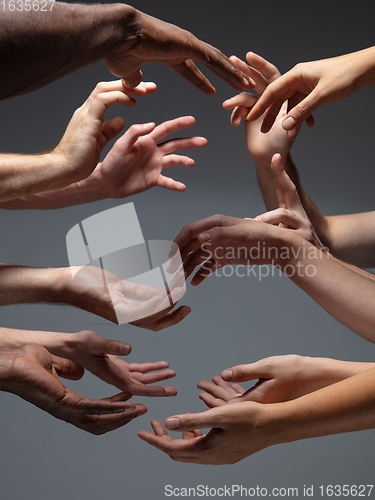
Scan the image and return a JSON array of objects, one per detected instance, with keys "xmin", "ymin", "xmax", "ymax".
[{"xmin": 1, "ymin": 0, "xmax": 374, "ymax": 498}]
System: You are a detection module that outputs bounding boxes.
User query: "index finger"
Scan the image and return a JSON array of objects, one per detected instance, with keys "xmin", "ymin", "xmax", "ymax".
[{"xmin": 247, "ymin": 74, "xmax": 295, "ymax": 121}]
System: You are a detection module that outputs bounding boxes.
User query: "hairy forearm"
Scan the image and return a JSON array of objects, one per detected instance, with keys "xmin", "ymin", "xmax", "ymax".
[
  {"xmin": 0, "ymin": 167, "xmax": 105, "ymax": 209},
  {"xmin": 273, "ymin": 367, "xmax": 375, "ymax": 445},
  {"xmin": 0, "ymin": 264, "xmax": 66, "ymax": 305},
  {"xmin": 0, "ymin": 2, "xmax": 138, "ymax": 100},
  {"xmin": 281, "ymin": 235, "xmax": 375, "ymax": 342}
]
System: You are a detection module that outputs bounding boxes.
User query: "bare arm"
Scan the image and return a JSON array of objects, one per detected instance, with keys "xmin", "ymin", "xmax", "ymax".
[{"xmin": 0, "ymin": 2, "xmax": 249, "ymax": 100}]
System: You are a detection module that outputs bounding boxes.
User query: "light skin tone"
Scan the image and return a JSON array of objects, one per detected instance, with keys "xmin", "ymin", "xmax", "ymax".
[
  {"xmin": 0, "ymin": 344, "xmax": 146, "ymax": 435},
  {"xmin": 0, "ymin": 2, "xmax": 252, "ymax": 100},
  {"xmin": 0, "ymin": 327, "xmax": 177, "ymax": 397},
  {"xmin": 0, "ymin": 80, "xmax": 207, "ymax": 205},
  {"xmin": 223, "ymin": 53, "xmax": 375, "ymax": 269},
  {"xmin": 138, "ymin": 362, "xmax": 375, "ymax": 464},
  {"xmin": 246, "ymin": 46, "xmax": 375, "ymax": 140},
  {"xmin": 0, "ymin": 263, "xmax": 190, "ymax": 331}
]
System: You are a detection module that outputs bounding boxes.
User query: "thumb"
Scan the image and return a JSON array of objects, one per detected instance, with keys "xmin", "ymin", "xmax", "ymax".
[
  {"xmin": 98, "ymin": 116, "xmax": 125, "ymax": 150},
  {"xmin": 165, "ymin": 409, "xmax": 219, "ymax": 432},
  {"xmin": 197, "ymin": 225, "xmax": 237, "ymax": 246},
  {"xmin": 51, "ymin": 355, "xmax": 84, "ymax": 381},
  {"xmin": 122, "ymin": 122, "xmax": 156, "ymax": 151},
  {"xmin": 222, "ymin": 361, "xmax": 270, "ymax": 383},
  {"xmin": 122, "ymin": 70, "xmax": 144, "ymax": 89},
  {"xmin": 282, "ymin": 89, "xmax": 321, "ymax": 130},
  {"xmin": 102, "ymin": 339, "xmax": 132, "ymax": 356}
]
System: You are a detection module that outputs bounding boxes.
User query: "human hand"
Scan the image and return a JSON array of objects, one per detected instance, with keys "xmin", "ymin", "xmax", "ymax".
[
  {"xmin": 51, "ymin": 80, "xmax": 156, "ymax": 185},
  {"xmin": 106, "ymin": 9, "xmax": 252, "ymax": 93},
  {"xmin": 60, "ymin": 330, "xmax": 177, "ymax": 397},
  {"xmin": 0, "ymin": 345, "xmax": 145, "ymax": 434},
  {"xmin": 138, "ymin": 402, "xmax": 272, "ymax": 464},
  {"xmin": 168, "ymin": 213, "xmax": 287, "ymax": 286},
  {"xmin": 92, "ymin": 116, "xmax": 207, "ymax": 197},
  {"xmin": 58, "ymin": 265, "xmax": 190, "ymax": 331},
  {"xmin": 223, "ymin": 53, "xmax": 302, "ymax": 157},
  {"xmin": 247, "ymin": 49, "xmax": 375, "ymax": 139},
  {"xmin": 253, "ymin": 154, "xmax": 325, "ymax": 250}
]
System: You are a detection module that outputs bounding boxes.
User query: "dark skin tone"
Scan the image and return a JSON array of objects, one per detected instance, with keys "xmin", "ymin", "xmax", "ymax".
[
  {"xmin": 0, "ymin": 3, "xmax": 252, "ymax": 100},
  {"xmin": 0, "ymin": 344, "xmax": 147, "ymax": 434}
]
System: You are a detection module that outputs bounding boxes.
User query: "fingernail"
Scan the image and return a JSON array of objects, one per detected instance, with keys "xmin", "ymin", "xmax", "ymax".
[
  {"xmin": 120, "ymin": 344, "xmax": 131, "ymax": 355},
  {"xmin": 242, "ymin": 76, "xmax": 250, "ymax": 86},
  {"xmin": 282, "ymin": 117, "xmax": 296, "ymax": 130},
  {"xmin": 249, "ymin": 78, "xmax": 256, "ymax": 86},
  {"xmin": 199, "ymin": 232, "xmax": 211, "ymax": 242},
  {"xmin": 165, "ymin": 417, "xmax": 180, "ymax": 429},
  {"xmin": 222, "ymin": 369, "xmax": 233, "ymax": 380},
  {"xmin": 182, "ymin": 309, "xmax": 191, "ymax": 318},
  {"xmin": 124, "ymin": 406, "xmax": 137, "ymax": 412},
  {"xmin": 144, "ymin": 122, "xmax": 154, "ymax": 128},
  {"xmin": 254, "ymin": 216, "xmax": 262, "ymax": 221}
]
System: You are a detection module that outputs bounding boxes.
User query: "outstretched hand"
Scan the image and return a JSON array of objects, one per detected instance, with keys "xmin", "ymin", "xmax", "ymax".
[
  {"xmin": 0, "ymin": 345, "xmax": 145, "ymax": 434},
  {"xmin": 106, "ymin": 9, "xmax": 252, "ymax": 93},
  {"xmin": 94, "ymin": 116, "xmax": 207, "ymax": 197}
]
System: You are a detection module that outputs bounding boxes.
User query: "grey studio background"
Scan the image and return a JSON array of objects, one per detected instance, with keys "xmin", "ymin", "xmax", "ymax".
[{"xmin": 0, "ymin": 0, "xmax": 375, "ymax": 498}]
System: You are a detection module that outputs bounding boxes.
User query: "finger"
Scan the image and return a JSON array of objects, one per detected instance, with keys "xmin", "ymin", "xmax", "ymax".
[
  {"xmin": 150, "ymin": 116, "xmax": 196, "ymax": 143},
  {"xmin": 221, "ymin": 361, "xmax": 270, "ymax": 383},
  {"xmin": 98, "ymin": 117, "xmax": 125, "ymax": 149},
  {"xmin": 254, "ymin": 208, "xmax": 303, "ymax": 229},
  {"xmin": 161, "ymin": 154, "xmax": 195, "ymax": 169},
  {"xmin": 70, "ymin": 395, "xmax": 138, "ymax": 415},
  {"xmin": 87, "ymin": 90, "xmax": 138, "ymax": 119},
  {"xmin": 151, "ymin": 419, "xmax": 171, "ymax": 438},
  {"xmin": 196, "ymin": 381, "xmax": 233, "ymax": 401},
  {"xmin": 156, "ymin": 175, "xmax": 186, "ymax": 192},
  {"xmin": 229, "ymin": 55, "xmax": 267, "ymax": 91},
  {"xmin": 170, "ymin": 59, "xmax": 216, "ymax": 95},
  {"xmin": 183, "ymin": 246, "xmax": 213, "ymax": 280},
  {"xmin": 199, "ymin": 392, "xmax": 226, "ymax": 408},
  {"xmin": 165, "ymin": 409, "xmax": 218, "ymax": 432},
  {"xmin": 230, "ymin": 105, "xmax": 251, "ymax": 127},
  {"xmin": 83, "ymin": 404, "xmax": 147, "ymax": 434},
  {"xmin": 245, "ymin": 52, "xmax": 281, "ymax": 83},
  {"xmin": 191, "ymin": 257, "xmax": 217, "ymax": 286},
  {"xmin": 159, "ymin": 136, "xmax": 207, "ymax": 155},
  {"xmin": 222, "ymin": 92, "xmax": 257, "ymax": 111},
  {"xmin": 282, "ymin": 89, "xmax": 321, "ymax": 130},
  {"xmin": 138, "ymin": 430, "xmax": 206, "ymax": 455},
  {"xmin": 188, "ymin": 42, "xmax": 253, "ymax": 91},
  {"xmin": 141, "ymin": 306, "xmax": 191, "ymax": 331},
  {"xmin": 121, "ymin": 69, "xmax": 144, "ymax": 88},
  {"xmin": 169, "ymin": 238, "xmax": 201, "ymax": 271},
  {"xmin": 128, "ymin": 361, "xmax": 169, "ymax": 373},
  {"xmin": 121, "ymin": 122, "xmax": 156, "ymax": 151},
  {"xmin": 130, "ymin": 384, "xmax": 177, "ymax": 397},
  {"xmin": 271, "ymin": 153, "xmax": 303, "ymax": 211},
  {"xmin": 52, "ymin": 355, "xmax": 84, "ymax": 381},
  {"xmin": 260, "ymin": 96, "xmax": 287, "ymax": 133},
  {"xmin": 133, "ymin": 369, "xmax": 176, "ymax": 385}
]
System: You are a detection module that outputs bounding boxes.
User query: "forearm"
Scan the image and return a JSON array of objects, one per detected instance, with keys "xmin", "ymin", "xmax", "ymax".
[
  {"xmin": 0, "ymin": 264, "xmax": 67, "ymax": 305},
  {"xmin": 280, "ymin": 234, "xmax": 375, "ymax": 342},
  {"xmin": 0, "ymin": 2, "xmax": 138, "ymax": 100},
  {"xmin": 0, "ymin": 327, "xmax": 73, "ymax": 358},
  {"xmin": 272, "ymin": 367, "xmax": 375, "ymax": 445},
  {"xmin": 0, "ymin": 167, "xmax": 106, "ymax": 209}
]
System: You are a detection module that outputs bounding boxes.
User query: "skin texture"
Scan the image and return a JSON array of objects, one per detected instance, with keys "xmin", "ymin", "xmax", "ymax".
[
  {"xmin": 0, "ymin": 3, "xmax": 251, "ymax": 100},
  {"xmin": 0, "ymin": 264, "xmax": 191, "ymax": 331},
  {"xmin": 0, "ymin": 344, "xmax": 146, "ymax": 434},
  {"xmin": 0, "ymin": 328, "xmax": 177, "ymax": 397},
  {"xmin": 246, "ymin": 46, "xmax": 375, "ymax": 139},
  {"xmin": 138, "ymin": 365, "xmax": 375, "ymax": 464}
]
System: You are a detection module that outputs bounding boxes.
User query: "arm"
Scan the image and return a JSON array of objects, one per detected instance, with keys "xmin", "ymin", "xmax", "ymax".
[
  {"xmin": 0, "ymin": 2, "xmax": 249, "ymax": 100},
  {"xmin": 0, "ymin": 80, "xmax": 153, "ymax": 202},
  {"xmin": 0, "ymin": 327, "xmax": 177, "ymax": 397},
  {"xmin": 223, "ymin": 53, "xmax": 375, "ymax": 268},
  {"xmin": 0, "ymin": 344, "xmax": 144, "ymax": 434},
  {"xmin": 197, "ymin": 355, "xmax": 375, "ymax": 406},
  {"xmin": 138, "ymin": 367, "xmax": 375, "ymax": 464},
  {"xmin": 0, "ymin": 116, "xmax": 207, "ymax": 209},
  {"xmin": 247, "ymin": 46, "xmax": 375, "ymax": 138}
]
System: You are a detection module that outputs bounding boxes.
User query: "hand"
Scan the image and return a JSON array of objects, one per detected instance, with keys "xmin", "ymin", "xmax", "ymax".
[
  {"xmin": 59, "ymin": 265, "xmax": 191, "ymax": 331},
  {"xmin": 223, "ymin": 52, "xmax": 302, "ymax": 154},
  {"xmin": 106, "ymin": 9, "xmax": 252, "ymax": 93},
  {"xmin": 138, "ymin": 402, "xmax": 271, "ymax": 464},
  {"xmin": 91, "ymin": 116, "xmax": 207, "ymax": 197},
  {"xmin": 51, "ymin": 80, "xmax": 156, "ymax": 184},
  {"xmin": 247, "ymin": 48, "xmax": 375, "ymax": 139},
  {"xmin": 253, "ymin": 154, "xmax": 325, "ymax": 250},
  {"xmin": 55, "ymin": 330, "xmax": 178, "ymax": 397},
  {"xmin": 0, "ymin": 345, "xmax": 145, "ymax": 434},
  {"xmin": 168, "ymin": 214, "xmax": 287, "ymax": 286}
]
